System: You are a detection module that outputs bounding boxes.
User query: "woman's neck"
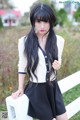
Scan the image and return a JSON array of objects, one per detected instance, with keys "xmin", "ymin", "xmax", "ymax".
[
  {"xmin": 37, "ymin": 33, "xmax": 49, "ymax": 51},
  {"xmin": 37, "ymin": 32, "xmax": 49, "ymax": 42}
]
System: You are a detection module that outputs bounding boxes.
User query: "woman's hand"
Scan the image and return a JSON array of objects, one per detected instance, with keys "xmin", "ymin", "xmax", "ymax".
[
  {"xmin": 52, "ymin": 60, "xmax": 61, "ymax": 70},
  {"xmin": 11, "ymin": 89, "xmax": 24, "ymax": 99}
]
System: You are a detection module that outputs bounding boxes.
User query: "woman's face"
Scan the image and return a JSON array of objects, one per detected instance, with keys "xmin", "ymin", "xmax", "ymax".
[{"xmin": 34, "ymin": 20, "xmax": 50, "ymax": 36}]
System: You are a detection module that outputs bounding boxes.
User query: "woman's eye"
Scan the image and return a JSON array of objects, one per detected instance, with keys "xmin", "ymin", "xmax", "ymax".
[
  {"xmin": 37, "ymin": 20, "xmax": 41, "ymax": 23},
  {"xmin": 36, "ymin": 19, "xmax": 49, "ymax": 23}
]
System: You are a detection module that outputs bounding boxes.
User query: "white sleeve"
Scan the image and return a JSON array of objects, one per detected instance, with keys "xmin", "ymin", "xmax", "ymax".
[
  {"xmin": 56, "ymin": 35, "xmax": 65, "ymax": 64},
  {"xmin": 18, "ymin": 36, "xmax": 27, "ymax": 73}
]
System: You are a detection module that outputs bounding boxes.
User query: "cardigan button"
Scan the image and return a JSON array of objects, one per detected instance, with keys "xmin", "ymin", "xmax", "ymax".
[{"xmin": 45, "ymin": 56, "xmax": 47, "ymax": 58}]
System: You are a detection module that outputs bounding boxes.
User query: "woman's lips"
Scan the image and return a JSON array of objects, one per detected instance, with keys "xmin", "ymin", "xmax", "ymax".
[{"xmin": 40, "ymin": 30, "xmax": 45, "ymax": 32}]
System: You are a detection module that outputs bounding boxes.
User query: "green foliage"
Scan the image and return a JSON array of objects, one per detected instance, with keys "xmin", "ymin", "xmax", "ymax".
[
  {"xmin": 73, "ymin": 7, "xmax": 80, "ymax": 22},
  {"xmin": 38, "ymin": 0, "xmax": 51, "ymax": 4},
  {"xmin": 57, "ymin": 9, "xmax": 68, "ymax": 26},
  {"xmin": 63, "ymin": 84, "xmax": 80, "ymax": 106},
  {"xmin": 70, "ymin": 112, "xmax": 80, "ymax": 120},
  {"xmin": 0, "ymin": 17, "xmax": 3, "ymax": 28},
  {"xmin": 63, "ymin": 84, "xmax": 80, "ymax": 120}
]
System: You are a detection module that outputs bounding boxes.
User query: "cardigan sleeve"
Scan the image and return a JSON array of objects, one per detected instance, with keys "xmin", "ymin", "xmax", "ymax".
[
  {"xmin": 18, "ymin": 36, "xmax": 27, "ymax": 74},
  {"xmin": 56, "ymin": 35, "xmax": 65, "ymax": 64}
]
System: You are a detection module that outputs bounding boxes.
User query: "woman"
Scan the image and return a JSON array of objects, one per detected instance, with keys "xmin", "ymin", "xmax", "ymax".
[{"xmin": 12, "ymin": 3, "xmax": 68, "ymax": 120}]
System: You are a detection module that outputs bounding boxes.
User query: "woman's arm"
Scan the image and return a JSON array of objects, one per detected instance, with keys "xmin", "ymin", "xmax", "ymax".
[
  {"xmin": 12, "ymin": 36, "xmax": 27, "ymax": 99},
  {"xmin": 52, "ymin": 35, "xmax": 65, "ymax": 70},
  {"xmin": 11, "ymin": 74, "xmax": 26, "ymax": 99},
  {"xmin": 18, "ymin": 74, "xmax": 26, "ymax": 91},
  {"xmin": 52, "ymin": 60, "xmax": 61, "ymax": 70}
]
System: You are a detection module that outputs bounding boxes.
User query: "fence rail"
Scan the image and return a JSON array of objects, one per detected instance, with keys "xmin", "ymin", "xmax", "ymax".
[{"xmin": 58, "ymin": 71, "xmax": 80, "ymax": 119}]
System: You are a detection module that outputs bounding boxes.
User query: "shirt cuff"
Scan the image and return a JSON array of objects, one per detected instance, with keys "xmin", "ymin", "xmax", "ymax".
[{"xmin": 18, "ymin": 72, "xmax": 26, "ymax": 74}]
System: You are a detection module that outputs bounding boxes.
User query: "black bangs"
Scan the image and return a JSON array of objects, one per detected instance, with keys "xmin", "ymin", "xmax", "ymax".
[
  {"xmin": 34, "ymin": 10, "xmax": 50, "ymax": 23},
  {"xmin": 30, "ymin": 3, "xmax": 57, "ymax": 27}
]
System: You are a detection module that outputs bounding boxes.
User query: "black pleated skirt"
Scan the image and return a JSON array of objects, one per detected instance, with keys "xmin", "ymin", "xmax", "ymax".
[{"xmin": 24, "ymin": 79, "xmax": 66, "ymax": 120}]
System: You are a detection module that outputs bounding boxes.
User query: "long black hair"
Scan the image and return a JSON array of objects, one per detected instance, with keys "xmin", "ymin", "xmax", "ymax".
[{"xmin": 24, "ymin": 3, "xmax": 58, "ymax": 81}]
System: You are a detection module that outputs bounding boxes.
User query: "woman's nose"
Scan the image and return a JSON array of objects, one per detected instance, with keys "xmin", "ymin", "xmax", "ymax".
[{"xmin": 41, "ymin": 22, "xmax": 44, "ymax": 28}]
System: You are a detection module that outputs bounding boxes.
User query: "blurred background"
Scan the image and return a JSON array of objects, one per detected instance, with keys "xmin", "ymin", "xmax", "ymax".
[{"xmin": 0, "ymin": 0, "xmax": 80, "ymax": 119}]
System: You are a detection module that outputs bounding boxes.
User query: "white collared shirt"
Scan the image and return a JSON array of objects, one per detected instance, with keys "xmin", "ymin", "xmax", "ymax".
[{"xmin": 18, "ymin": 35, "xmax": 64, "ymax": 83}]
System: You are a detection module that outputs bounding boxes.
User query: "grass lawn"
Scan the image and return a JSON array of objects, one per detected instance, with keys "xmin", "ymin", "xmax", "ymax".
[{"xmin": 63, "ymin": 84, "xmax": 80, "ymax": 120}]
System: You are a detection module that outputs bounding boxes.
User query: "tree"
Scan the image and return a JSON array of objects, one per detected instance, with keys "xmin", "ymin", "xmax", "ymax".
[
  {"xmin": 57, "ymin": 9, "xmax": 68, "ymax": 26},
  {"xmin": 0, "ymin": 17, "xmax": 3, "ymax": 28},
  {"xmin": 73, "ymin": 7, "xmax": 80, "ymax": 22}
]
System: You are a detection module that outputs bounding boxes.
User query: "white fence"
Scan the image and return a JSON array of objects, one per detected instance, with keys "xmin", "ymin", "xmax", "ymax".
[
  {"xmin": 58, "ymin": 71, "xmax": 80, "ymax": 119},
  {"xmin": 1, "ymin": 71, "xmax": 80, "ymax": 120}
]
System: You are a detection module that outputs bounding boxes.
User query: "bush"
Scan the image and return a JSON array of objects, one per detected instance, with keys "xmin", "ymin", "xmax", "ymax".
[
  {"xmin": 73, "ymin": 7, "xmax": 80, "ymax": 22},
  {"xmin": 0, "ymin": 17, "xmax": 3, "ymax": 28},
  {"xmin": 57, "ymin": 9, "xmax": 68, "ymax": 26}
]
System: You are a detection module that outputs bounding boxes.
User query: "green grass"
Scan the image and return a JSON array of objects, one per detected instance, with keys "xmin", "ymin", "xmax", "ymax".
[
  {"xmin": 69, "ymin": 111, "xmax": 80, "ymax": 120},
  {"xmin": 63, "ymin": 84, "xmax": 80, "ymax": 120},
  {"xmin": 63, "ymin": 84, "xmax": 80, "ymax": 105}
]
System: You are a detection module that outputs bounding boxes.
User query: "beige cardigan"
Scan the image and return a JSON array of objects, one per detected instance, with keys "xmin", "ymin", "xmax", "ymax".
[{"xmin": 18, "ymin": 35, "xmax": 64, "ymax": 83}]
